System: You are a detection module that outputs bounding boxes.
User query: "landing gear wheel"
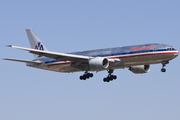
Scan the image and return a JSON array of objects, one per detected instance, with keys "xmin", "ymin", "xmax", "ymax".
[
  {"xmin": 161, "ymin": 68, "xmax": 166, "ymax": 72},
  {"xmin": 161, "ymin": 61, "xmax": 168, "ymax": 73},
  {"xmin": 79, "ymin": 72, "xmax": 94, "ymax": 80},
  {"xmin": 90, "ymin": 73, "xmax": 93, "ymax": 77},
  {"xmin": 113, "ymin": 75, "xmax": 117, "ymax": 80},
  {"xmin": 83, "ymin": 77, "xmax": 86, "ymax": 80},
  {"xmin": 109, "ymin": 76, "xmax": 113, "ymax": 81},
  {"xmin": 85, "ymin": 74, "xmax": 90, "ymax": 79},
  {"xmin": 103, "ymin": 69, "xmax": 117, "ymax": 82},
  {"xmin": 80, "ymin": 76, "xmax": 83, "ymax": 80},
  {"xmin": 103, "ymin": 78, "xmax": 107, "ymax": 82}
]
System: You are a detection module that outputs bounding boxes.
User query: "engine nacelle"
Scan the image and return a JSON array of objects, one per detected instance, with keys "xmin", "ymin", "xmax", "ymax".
[
  {"xmin": 89, "ymin": 57, "xmax": 109, "ymax": 70},
  {"xmin": 129, "ymin": 65, "xmax": 150, "ymax": 74}
]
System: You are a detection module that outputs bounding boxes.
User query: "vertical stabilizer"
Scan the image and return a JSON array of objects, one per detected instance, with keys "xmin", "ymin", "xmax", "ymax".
[{"xmin": 26, "ymin": 28, "xmax": 48, "ymax": 59}]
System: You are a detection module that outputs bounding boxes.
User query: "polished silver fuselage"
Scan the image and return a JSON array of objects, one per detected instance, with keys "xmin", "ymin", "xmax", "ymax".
[{"xmin": 27, "ymin": 43, "xmax": 179, "ymax": 73}]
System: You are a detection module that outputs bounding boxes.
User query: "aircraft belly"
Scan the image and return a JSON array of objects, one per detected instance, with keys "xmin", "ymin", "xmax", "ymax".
[{"xmin": 109, "ymin": 61, "xmax": 125, "ymax": 69}]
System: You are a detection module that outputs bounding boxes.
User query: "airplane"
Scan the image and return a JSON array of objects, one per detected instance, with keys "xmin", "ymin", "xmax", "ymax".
[{"xmin": 3, "ymin": 29, "xmax": 179, "ymax": 82}]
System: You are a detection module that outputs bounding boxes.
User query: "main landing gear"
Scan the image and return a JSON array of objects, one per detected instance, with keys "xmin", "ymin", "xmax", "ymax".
[
  {"xmin": 103, "ymin": 69, "xmax": 117, "ymax": 82},
  {"xmin": 161, "ymin": 61, "xmax": 169, "ymax": 72},
  {"xmin": 80, "ymin": 72, "xmax": 93, "ymax": 80}
]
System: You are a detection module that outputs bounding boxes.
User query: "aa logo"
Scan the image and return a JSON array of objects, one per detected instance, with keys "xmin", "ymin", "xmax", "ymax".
[{"xmin": 35, "ymin": 42, "xmax": 44, "ymax": 50}]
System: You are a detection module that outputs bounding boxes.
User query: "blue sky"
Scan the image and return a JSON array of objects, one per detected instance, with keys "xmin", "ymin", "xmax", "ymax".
[{"xmin": 0, "ymin": 0, "xmax": 180, "ymax": 120}]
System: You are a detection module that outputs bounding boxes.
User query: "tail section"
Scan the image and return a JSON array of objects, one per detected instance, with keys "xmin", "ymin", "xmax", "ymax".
[{"xmin": 26, "ymin": 28, "xmax": 48, "ymax": 59}]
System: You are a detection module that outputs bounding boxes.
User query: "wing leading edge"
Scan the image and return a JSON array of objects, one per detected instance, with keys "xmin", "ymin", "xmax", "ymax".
[{"xmin": 6, "ymin": 45, "xmax": 91, "ymax": 62}]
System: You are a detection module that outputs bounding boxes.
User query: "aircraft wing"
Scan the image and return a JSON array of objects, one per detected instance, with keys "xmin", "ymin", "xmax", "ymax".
[
  {"xmin": 3, "ymin": 58, "xmax": 43, "ymax": 64},
  {"xmin": 6, "ymin": 45, "xmax": 92, "ymax": 62}
]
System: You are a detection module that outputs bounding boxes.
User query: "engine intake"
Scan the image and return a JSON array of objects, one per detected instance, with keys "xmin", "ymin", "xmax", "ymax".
[
  {"xmin": 129, "ymin": 65, "xmax": 150, "ymax": 74},
  {"xmin": 89, "ymin": 57, "xmax": 109, "ymax": 70}
]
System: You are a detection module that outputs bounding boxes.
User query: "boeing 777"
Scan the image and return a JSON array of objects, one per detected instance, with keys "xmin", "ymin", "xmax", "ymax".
[{"xmin": 3, "ymin": 29, "xmax": 179, "ymax": 82}]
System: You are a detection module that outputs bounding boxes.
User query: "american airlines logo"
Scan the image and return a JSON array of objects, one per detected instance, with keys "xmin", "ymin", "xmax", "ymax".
[
  {"xmin": 35, "ymin": 42, "xmax": 44, "ymax": 50},
  {"xmin": 130, "ymin": 46, "xmax": 154, "ymax": 51}
]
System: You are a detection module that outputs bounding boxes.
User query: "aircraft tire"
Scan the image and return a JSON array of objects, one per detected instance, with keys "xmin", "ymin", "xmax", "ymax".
[
  {"xmin": 113, "ymin": 75, "xmax": 117, "ymax": 79},
  {"xmin": 90, "ymin": 73, "xmax": 93, "ymax": 77},
  {"xmin": 80, "ymin": 76, "xmax": 83, "ymax": 80},
  {"xmin": 103, "ymin": 78, "xmax": 107, "ymax": 82},
  {"xmin": 86, "ymin": 75, "xmax": 90, "ymax": 79},
  {"xmin": 161, "ymin": 68, "xmax": 166, "ymax": 72},
  {"xmin": 110, "ymin": 76, "xmax": 114, "ymax": 81}
]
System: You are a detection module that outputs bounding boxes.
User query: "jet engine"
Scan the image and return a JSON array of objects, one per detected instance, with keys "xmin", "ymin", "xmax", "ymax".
[
  {"xmin": 89, "ymin": 57, "xmax": 109, "ymax": 70},
  {"xmin": 129, "ymin": 65, "xmax": 150, "ymax": 74}
]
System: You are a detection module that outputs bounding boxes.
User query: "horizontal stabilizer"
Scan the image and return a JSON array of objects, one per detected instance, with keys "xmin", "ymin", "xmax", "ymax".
[{"xmin": 3, "ymin": 58, "xmax": 42, "ymax": 64}]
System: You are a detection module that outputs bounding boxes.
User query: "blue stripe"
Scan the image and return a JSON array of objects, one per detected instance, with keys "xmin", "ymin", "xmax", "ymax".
[{"xmin": 91, "ymin": 49, "xmax": 172, "ymax": 57}]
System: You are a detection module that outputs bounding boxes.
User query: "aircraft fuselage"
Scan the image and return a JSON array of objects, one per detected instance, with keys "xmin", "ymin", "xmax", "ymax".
[{"xmin": 28, "ymin": 43, "xmax": 178, "ymax": 73}]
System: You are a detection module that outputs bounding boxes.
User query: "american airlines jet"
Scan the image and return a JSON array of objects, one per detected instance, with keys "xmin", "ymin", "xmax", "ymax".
[{"xmin": 4, "ymin": 29, "xmax": 179, "ymax": 82}]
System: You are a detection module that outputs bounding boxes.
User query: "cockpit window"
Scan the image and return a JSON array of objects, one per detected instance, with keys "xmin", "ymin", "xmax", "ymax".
[{"xmin": 167, "ymin": 48, "xmax": 175, "ymax": 50}]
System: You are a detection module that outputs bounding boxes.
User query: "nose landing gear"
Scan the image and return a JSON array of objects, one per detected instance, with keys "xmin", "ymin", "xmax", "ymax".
[{"xmin": 161, "ymin": 61, "xmax": 169, "ymax": 72}]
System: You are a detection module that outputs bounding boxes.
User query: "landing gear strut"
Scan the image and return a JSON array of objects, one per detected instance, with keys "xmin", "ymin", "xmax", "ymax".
[
  {"xmin": 103, "ymin": 69, "xmax": 117, "ymax": 82},
  {"xmin": 161, "ymin": 61, "xmax": 169, "ymax": 72},
  {"xmin": 80, "ymin": 72, "xmax": 93, "ymax": 80}
]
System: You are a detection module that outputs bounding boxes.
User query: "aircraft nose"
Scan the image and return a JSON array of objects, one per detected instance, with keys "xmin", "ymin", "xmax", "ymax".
[{"xmin": 174, "ymin": 50, "xmax": 179, "ymax": 57}]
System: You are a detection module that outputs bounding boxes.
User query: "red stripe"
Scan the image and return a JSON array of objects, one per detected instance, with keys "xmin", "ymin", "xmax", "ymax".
[
  {"xmin": 108, "ymin": 51, "xmax": 179, "ymax": 59},
  {"xmin": 47, "ymin": 51, "xmax": 179, "ymax": 66}
]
